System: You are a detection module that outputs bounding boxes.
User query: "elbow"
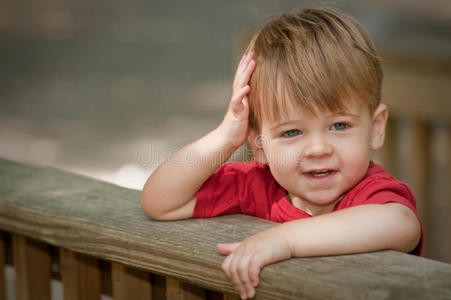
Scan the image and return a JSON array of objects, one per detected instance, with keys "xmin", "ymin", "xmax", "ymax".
[
  {"xmin": 389, "ymin": 204, "xmax": 422, "ymax": 253},
  {"xmin": 141, "ymin": 189, "xmax": 166, "ymax": 221}
]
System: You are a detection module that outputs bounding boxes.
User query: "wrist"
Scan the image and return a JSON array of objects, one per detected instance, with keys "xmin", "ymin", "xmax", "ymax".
[
  {"xmin": 215, "ymin": 121, "xmax": 247, "ymax": 151},
  {"xmin": 277, "ymin": 222, "xmax": 300, "ymax": 257}
]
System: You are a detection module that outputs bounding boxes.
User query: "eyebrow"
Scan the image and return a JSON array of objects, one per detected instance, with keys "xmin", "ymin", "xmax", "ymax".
[{"xmin": 269, "ymin": 120, "xmax": 301, "ymax": 131}]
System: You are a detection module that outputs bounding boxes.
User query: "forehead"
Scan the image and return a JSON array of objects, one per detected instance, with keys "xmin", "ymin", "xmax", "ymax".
[{"xmin": 260, "ymin": 96, "xmax": 369, "ymax": 129}]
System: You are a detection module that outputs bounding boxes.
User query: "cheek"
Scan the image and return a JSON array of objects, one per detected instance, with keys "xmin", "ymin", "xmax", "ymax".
[
  {"xmin": 265, "ymin": 145, "xmax": 303, "ymax": 170},
  {"xmin": 334, "ymin": 135, "xmax": 371, "ymax": 163}
]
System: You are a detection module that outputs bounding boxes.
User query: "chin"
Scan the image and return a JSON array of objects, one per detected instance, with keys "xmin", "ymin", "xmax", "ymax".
[{"xmin": 308, "ymin": 193, "xmax": 341, "ymax": 206}]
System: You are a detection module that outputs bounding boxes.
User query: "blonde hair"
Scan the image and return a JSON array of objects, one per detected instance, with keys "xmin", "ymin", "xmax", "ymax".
[{"xmin": 246, "ymin": 7, "xmax": 383, "ymax": 130}]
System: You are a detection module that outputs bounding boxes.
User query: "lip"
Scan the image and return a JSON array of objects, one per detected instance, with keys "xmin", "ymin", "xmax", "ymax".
[
  {"xmin": 303, "ymin": 169, "xmax": 337, "ymax": 183},
  {"xmin": 305, "ymin": 168, "xmax": 333, "ymax": 173}
]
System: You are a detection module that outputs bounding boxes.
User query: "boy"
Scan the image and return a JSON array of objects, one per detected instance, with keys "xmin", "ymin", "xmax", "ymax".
[{"xmin": 141, "ymin": 7, "xmax": 423, "ymax": 299}]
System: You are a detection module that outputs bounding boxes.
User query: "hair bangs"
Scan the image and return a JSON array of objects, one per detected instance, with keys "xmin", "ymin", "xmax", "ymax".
[
  {"xmin": 247, "ymin": 7, "xmax": 383, "ymax": 130},
  {"xmin": 249, "ymin": 42, "xmax": 354, "ymax": 130}
]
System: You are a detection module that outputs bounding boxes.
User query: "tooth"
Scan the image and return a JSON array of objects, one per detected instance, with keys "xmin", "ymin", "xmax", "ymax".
[{"xmin": 312, "ymin": 171, "xmax": 329, "ymax": 177}]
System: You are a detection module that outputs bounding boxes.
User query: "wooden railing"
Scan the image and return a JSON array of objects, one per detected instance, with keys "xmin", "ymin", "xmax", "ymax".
[
  {"xmin": 374, "ymin": 54, "xmax": 451, "ymax": 262},
  {"xmin": 1, "ymin": 157, "xmax": 451, "ymax": 300}
]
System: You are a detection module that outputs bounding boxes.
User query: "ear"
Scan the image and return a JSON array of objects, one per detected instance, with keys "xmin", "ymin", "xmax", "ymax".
[
  {"xmin": 371, "ymin": 103, "xmax": 388, "ymax": 150},
  {"xmin": 248, "ymin": 128, "xmax": 268, "ymax": 164}
]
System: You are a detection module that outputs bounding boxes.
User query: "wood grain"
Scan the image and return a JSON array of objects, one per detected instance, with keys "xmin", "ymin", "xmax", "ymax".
[
  {"xmin": 223, "ymin": 293, "xmax": 240, "ymax": 300},
  {"xmin": 166, "ymin": 277, "xmax": 205, "ymax": 300},
  {"xmin": 60, "ymin": 248, "xmax": 101, "ymax": 300},
  {"xmin": 112, "ymin": 262, "xmax": 151, "ymax": 300},
  {"xmin": 382, "ymin": 58, "xmax": 451, "ymax": 124},
  {"xmin": 0, "ymin": 158, "xmax": 450, "ymax": 299},
  {"xmin": 427, "ymin": 123, "xmax": 451, "ymax": 263},
  {"xmin": 400, "ymin": 119, "xmax": 430, "ymax": 231},
  {"xmin": 12, "ymin": 234, "xmax": 51, "ymax": 300}
]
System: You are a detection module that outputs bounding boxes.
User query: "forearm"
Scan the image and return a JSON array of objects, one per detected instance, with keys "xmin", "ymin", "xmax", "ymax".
[
  {"xmin": 142, "ymin": 51, "xmax": 254, "ymax": 220},
  {"xmin": 279, "ymin": 203, "xmax": 421, "ymax": 257},
  {"xmin": 141, "ymin": 127, "xmax": 236, "ymax": 219},
  {"xmin": 217, "ymin": 203, "xmax": 421, "ymax": 299}
]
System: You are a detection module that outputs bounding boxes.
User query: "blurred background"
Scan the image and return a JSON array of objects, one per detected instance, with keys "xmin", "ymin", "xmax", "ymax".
[{"xmin": 0, "ymin": 0, "xmax": 450, "ymax": 271}]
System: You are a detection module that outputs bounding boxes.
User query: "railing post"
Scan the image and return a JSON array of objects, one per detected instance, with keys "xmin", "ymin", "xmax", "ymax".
[
  {"xmin": 406, "ymin": 120, "xmax": 430, "ymax": 227},
  {"xmin": 428, "ymin": 122, "xmax": 451, "ymax": 262},
  {"xmin": 166, "ymin": 277, "xmax": 205, "ymax": 300},
  {"xmin": 112, "ymin": 262, "xmax": 152, "ymax": 300},
  {"xmin": 60, "ymin": 248, "xmax": 101, "ymax": 300},
  {"xmin": 396, "ymin": 118, "xmax": 430, "ymax": 234},
  {"xmin": 223, "ymin": 294, "xmax": 240, "ymax": 300},
  {"xmin": 12, "ymin": 234, "xmax": 51, "ymax": 300},
  {"xmin": 0, "ymin": 232, "xmax": 5, "ymax": 300}
]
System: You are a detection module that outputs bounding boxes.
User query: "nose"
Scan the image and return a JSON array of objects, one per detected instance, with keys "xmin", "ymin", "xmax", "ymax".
[{"xmin": 303, "ymin": 133, "xmax": 333, "ymax": 158}]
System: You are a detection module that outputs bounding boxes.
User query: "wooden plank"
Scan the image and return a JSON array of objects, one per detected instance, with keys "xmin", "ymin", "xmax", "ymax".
[
  {"xmin": 0, "ymin": 158, "xmax": 450, "ymax": 299},
  {"xmin": 112, "ymin": 262, "xmax": 151, "ymax": 300},
  {"xmin": 12, "ymin": 234, "xmax": 51, "ymax": 300},
  {"xmin": 396, "ymin": 118, "xmax": 430, "ymax": 227},
  {"xmin": 166, "ymin": 277, "xmax": 205, "ymax": 300},
  {"xmin": 408, "ymin": 120, "xmax": 429, "ymax": 229},
  {"xmin": 0, "ymin": 232, "xmax": 5, "ymax": 300},
  {"xmin": 223, "ymin": 294, "xmax": 240, "ymax": 300},
  {"xmin": 427, "ymin": 122, "xmax": 451, "ymax": 263},
  {"xmin": 60, "ymin": 248, "xmax": 101, "ymax": 300},
  {"xmin": 382, "ymin": 59, "xmax": 451, "ymax": 123}
]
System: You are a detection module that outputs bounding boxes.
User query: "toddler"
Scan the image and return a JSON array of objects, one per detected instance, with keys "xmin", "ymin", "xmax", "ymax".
[{"xmin": 141, "ymin": 7, "xmax": 423, "ymax": 299}]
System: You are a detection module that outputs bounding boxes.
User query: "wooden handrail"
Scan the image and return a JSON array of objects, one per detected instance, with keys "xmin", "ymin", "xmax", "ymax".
[{"xmin": 0, "ymin": 157, "xmax": 450, "ymax": 299}]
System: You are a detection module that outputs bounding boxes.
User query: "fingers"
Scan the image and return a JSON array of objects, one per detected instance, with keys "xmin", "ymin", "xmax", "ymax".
[
  {"xmin": 229, "ymin": 85, "xmax": 250, "ymax": 118},
  {"xmin": 237, "ymin": 51, "xmax": 249, "ymax": 66},
  {"xmin": 248, "ymin": 255, "xmax": 262, "ymax": 288},
  {"xmin": 233, "ymin": 254, "xmax": 255, "ymax": 299},
  {"xmin": 217, "ymin": 242, "xmax": 240, "ymax": 255},
  {"xmin": 221, "ymin": 251, "xmax": 262, "ymax": 299},
  {"xmin": 233, "ymin": 51, "xmax": 256, "ymax": 93}
]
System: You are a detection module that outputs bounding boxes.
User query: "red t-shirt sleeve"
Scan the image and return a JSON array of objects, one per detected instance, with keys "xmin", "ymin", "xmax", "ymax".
[
  {"xmin": 194, "ymin": 161, "xmax": 280, "ymax": 220},
  {"xmin": 193, "ymin": 162, "xmax": 245, "ymax": 218}
]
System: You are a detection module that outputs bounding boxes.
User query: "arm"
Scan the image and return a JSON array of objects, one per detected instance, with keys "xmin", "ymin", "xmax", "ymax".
[
  {"xmin": 218, "ymin": 203, "xmax": 421, "ymax": 299},
  {"xmin": 141, "ymin": 51, "xmax": 256, "ymax": 221}
]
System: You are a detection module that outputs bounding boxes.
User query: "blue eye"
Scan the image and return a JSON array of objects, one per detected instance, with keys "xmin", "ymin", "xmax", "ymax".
[
  {"xmin": 283, "ymin": 129, "xmax": 301, "ymax": 137},
  {"xmin": 331, "ymin": 122, "xmax": 349, "ymax": 131}
]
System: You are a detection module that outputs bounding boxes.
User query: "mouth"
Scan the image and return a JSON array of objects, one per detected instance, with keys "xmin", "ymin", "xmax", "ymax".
[{"xmin": 304, "ymin": 169, "xmax": 336, "ymax": 179}]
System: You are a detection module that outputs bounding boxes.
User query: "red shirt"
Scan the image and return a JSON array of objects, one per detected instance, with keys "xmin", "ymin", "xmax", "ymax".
[{"xmin": 194, "ymin": 160, "xmax": 423, "ymax": 255}]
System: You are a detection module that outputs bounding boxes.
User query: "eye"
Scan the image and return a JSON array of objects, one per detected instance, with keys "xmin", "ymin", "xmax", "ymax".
[
  {"xmin": 283, "ymin": 129, "xmax": 301, "ymax": 137},
  {"xmin": 331, "ymin": 122, "xmax": 349, "ymax": 131}
]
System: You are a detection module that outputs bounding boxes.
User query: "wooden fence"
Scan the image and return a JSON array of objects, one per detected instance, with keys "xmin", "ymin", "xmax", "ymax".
[
  {"xmin": 1, "ymin": 157, "xmax": 451, "ymax": 300},
  {"xmin": 373, "ymin": 54, "xmax": 451, "ymax": 262}
]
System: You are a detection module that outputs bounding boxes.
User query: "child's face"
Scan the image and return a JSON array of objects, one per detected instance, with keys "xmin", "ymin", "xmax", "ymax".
[{"xmin": 255, "ymin": 100, "xmax": 386, "ymax": 215}]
